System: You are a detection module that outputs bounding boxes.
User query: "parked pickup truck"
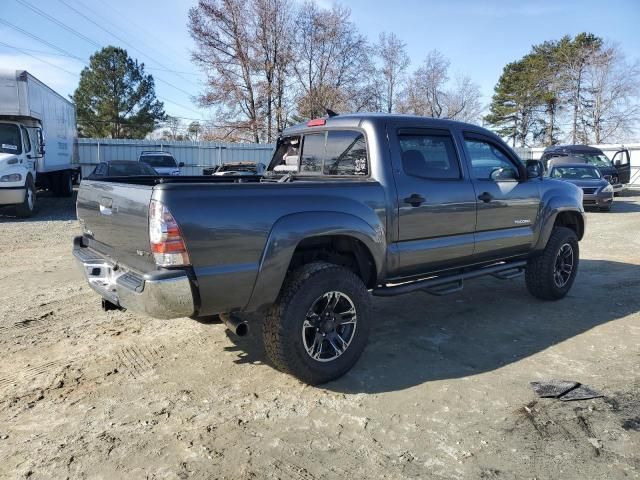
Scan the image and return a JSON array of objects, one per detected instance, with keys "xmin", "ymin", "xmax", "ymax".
[{"xmin": 74, "ymin": 114, "xmax": 585, "ymax": 384}]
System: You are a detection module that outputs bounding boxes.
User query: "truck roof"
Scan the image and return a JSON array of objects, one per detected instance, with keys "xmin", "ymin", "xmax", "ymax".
[
  {"xmin": 139, "ymin": 151, "xmax": 174, "ymax": 156},
  {"xmin": 282, "ymin": 113, "xmax": 487, "ymax": 136},
  {"xmin": 542, "ymin": 144, "xmax": 604, "ymax": 155}
]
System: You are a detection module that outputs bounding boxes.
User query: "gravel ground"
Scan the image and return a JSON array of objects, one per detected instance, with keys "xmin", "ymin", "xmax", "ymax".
[{"xmin": 0, "ymin": 190, "xmax": 639, "ymax": 479}]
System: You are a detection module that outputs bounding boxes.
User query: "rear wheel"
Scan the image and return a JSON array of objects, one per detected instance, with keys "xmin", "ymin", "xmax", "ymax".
[
  {"xmin": 525, "ymin": 227, "xmax": 579, "ymax": 300},
  {"xmin": 59, "ymin": 171, "xmax": 73, "ymax": 197},
  {"xmin": 263, "ymin": 262, "xmax": 371, "ymax": 385},
  {"xmin": 15, "ymin": 175, "xmax": 36, "ymax": 218}
]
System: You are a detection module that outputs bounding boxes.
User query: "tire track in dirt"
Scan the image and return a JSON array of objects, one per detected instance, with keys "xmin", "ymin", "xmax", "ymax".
[
  {"xmin": 115, "ymin": 345, "xmax": 165, "ymax": 379},
  {"xmin": 0, "ymin": 359, "xmax": 66, "ymax": 391}
]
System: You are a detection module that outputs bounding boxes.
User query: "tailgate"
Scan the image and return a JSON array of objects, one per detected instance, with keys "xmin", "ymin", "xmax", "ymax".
[{"xmin": 76, "ymin": 179, "xmax": 156, "ymax": 272}]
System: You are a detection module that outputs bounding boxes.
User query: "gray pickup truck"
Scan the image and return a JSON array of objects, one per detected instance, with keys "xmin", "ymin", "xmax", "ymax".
[{"xmin": 74, "ymin": 114, "xmax": 585, "ymax": 384}]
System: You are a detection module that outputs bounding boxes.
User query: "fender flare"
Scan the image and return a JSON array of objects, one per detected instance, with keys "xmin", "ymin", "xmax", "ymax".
[
  {"xmin": 534, "ymin": 202, "xmax": 585, "ymax": 251},
  {"xmin": 244, "ymin": 211, "xmax": 385, "ymax": 312}
]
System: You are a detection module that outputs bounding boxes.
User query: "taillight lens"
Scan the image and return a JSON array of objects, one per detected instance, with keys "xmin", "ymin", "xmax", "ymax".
[{"xmin": 149, "ymin": 200, "xmax": 190, "ymax": 266}]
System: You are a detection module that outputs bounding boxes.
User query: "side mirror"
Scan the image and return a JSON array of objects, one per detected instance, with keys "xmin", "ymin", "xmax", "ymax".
[
  {"xmin": 614, "ymin": 159, "xmax": 622, "ymax": 166},
  {"xmin": 526, "ymin": 160, "xmax": 544, "ymax": 179},
  {"xmin": 178, "ymin": 161, "xmax": 185, "ymax": 167},
  {"xmin": 490, "ymin": 166, "xmax": 518, "ymax": 181}
]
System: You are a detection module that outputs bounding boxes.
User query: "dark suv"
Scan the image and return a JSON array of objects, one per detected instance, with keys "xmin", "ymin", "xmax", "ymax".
[{"xmin": 540, "ymin": 145, "xmax": 631, "ymax": 195}]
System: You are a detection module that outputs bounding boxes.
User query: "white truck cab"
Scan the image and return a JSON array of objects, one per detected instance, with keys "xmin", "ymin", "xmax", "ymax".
[
  {"xmin": 0, "ymin": 120, "xmax": 42, "ymax": 215},
  {"xmin": 0, "ymin": 70, "xmax": 78, "ymax": 217}
]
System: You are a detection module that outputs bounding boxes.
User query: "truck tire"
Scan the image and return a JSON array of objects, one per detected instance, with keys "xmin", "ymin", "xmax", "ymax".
[
  {"xmin": 525, "ymin": 227, "xmax": 579, "ymax": 300},
  {"xmin": 263, "ymin": 262, "xmax": 371, "ymax": 385},
  {"xmin": 59, "ymin": 171, "xmax": 73, "ymax": 197},
  {"xmin": 15, "ymin": 175, "xmax": 36, "ymax": 218}
]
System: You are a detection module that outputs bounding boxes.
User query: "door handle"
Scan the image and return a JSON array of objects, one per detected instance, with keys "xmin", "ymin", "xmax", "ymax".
[
  {"xmin": 478, "ymin": 192, "xmax": 494, "ymax": 203},
  {"xmin": 99, "ymin": 196, "xmax": 113, "ymax": 215},
  {"xmin": 404, "ymin": 194, "xmax": 425, "ymax": 207}
]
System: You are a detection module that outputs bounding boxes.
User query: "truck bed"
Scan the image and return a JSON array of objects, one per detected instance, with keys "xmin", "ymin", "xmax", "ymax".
[{"xmin": 76, "ymin": 175, "xmax": 387, "ymax": 316}]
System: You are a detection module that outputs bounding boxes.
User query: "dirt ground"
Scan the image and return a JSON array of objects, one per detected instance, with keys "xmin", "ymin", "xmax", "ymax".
[{"xmin": 0, "ymin": 191, "xmax": 639, "ymax": 480}]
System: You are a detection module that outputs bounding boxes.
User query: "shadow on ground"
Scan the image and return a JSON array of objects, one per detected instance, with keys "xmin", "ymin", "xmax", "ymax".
[
  {"xmin": 607, "ymin": 198, "xmax": 640, "ymax": 213},
  {"xmin": 223, "ymin": 259, "xmax": 640, "ymax": 393},
  {"xmin": 0, "ymin": 190, "xmax": 77, "ymax": 222}
]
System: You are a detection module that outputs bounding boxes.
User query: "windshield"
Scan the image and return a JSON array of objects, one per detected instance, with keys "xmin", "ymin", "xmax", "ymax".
[
  {"xmin": 109, "ymin": 163, "xmax": 158, "ymax": 176},
  {"xmin": 548, "ymin": 153, "xmax": 612, "ymax": 167},
  {"xmin": 0, "ymin": 123, "xmax": 22, "ymax": 155},
  {"xmin": 550, "ymin": 166, "xmax": 602, "ymax": 180},
  {"xmin": 575, "ymin": 153, "xmax": 612, "ymax": 167},
  {"xmin": 140, "ymin": 155, "xmax": 176, "ymax": 168}
]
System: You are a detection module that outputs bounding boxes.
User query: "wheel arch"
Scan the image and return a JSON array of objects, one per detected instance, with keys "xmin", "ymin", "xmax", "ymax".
[
  {"xmin": 244, "ymin": 212, "xmax": 385, "ymax": 312},
  {"xmin": 534, "ymin": 207, "xmax": 585, "ymax": 251}
]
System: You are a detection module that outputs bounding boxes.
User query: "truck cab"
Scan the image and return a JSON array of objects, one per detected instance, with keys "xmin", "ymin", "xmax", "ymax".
[{"xmin": 0, "ymin": 120, "xmax": 42, "ymax": 216}]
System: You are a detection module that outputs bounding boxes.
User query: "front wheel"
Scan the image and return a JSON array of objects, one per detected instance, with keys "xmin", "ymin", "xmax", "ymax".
[
  {"xmin": 15, "ymin": 176, "xmax": 36, "ymax": 218},
  {"xmin": 525, "ymin": 227, "xmax": 579, "ymax": 300},
  {"xmin": 263, "ymin": 262, "xmax": 371, "ymax": 385}
]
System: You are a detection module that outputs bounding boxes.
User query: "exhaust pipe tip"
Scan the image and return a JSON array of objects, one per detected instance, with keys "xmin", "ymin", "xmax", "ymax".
[{"xmin": 220, "ymin": 313, "xmax": 249, "ymax": 337}]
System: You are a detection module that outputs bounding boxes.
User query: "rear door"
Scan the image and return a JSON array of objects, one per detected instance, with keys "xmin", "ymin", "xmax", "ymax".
[
  {"xmin": 611, "ymin": 149, "xmax": 631, "ymax": 184},
  {"xmin": 76, "ymin": 180, "xmax": 156, "ymax": 272},
  {"xmin": 461, "ymin": 132, "xmax": 540, "ymax": 261},
  {"xmin": 389, "ymin": 126, "xmax": 477, "ymax": 277}
]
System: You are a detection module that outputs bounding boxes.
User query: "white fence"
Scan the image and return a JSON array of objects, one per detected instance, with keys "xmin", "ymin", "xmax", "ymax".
[
  {"xmin": 77, "ymin": 138, "xmax": 275, "ymax": 177},
  {"xmin": 515, "ymin": 143, "xmax": 640, "ymax": 188}
]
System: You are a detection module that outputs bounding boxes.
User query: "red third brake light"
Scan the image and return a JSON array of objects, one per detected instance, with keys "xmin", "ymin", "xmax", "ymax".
[
  {"xmin": 307, "ymin": 118, "xmax": 326, "ymax": 127},
  {"xmin": 149, "ymin": 200, "xmax": 190, "ymax": 267}
]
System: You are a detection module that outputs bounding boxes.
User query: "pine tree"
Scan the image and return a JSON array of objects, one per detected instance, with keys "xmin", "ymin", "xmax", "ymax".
[{"xmin": 73, "ymin": 46, "xmax": 166, "ymax": 138}]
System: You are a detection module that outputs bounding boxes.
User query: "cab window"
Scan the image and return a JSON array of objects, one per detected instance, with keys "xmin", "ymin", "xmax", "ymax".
[
  {"xmin": 398, "ymin": 130, "xmax": 461, "ymax": 180},
  {"xmin": 21, "ymin": 126, "xmax": 32, "ymax": 153},
  {"xmin": 464, "ymin": 137, "xmax": 519, "ymax": 181},
  {"xmin": 299, "ymin": 130, "xmax": 368, "ymax": 176}
]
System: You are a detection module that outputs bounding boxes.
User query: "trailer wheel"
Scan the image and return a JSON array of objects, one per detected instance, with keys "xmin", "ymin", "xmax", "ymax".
[
  {"xmin": 15, "ymin": 175, "xmax": 36, "ymax": 218},
  {"xmin": 60, "ymin": 171, "xmax": 73, "ymax": 197},
  {"xmin": 263, "ymin": 262, "xmax": 371, "ymax": 385}
]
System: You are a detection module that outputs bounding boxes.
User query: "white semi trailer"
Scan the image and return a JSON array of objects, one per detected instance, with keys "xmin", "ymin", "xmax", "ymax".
[{"xmin": 0, "ymin": 69, "xmax": 78, "ymax": 217}]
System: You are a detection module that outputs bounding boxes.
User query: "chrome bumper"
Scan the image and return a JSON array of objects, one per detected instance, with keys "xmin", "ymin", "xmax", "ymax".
[
  {"xmin": 0, "ymin": 187, "xmax": 26, "ymax": 205},
  {"xmin": 73, "ymin": 237, "xmax": 195, "ymax": 319}
]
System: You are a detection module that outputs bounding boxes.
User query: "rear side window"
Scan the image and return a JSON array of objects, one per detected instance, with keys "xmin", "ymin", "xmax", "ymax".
[
  {"xmin": 398, "ymin": 131, "xmax": 461, "ymax": 180},
  {"xmin": 300, "ymin": 133, "xmax": 325, "ymax": 173},
  {"xmin": 300, "ymin": 130, "xmax": 368, "ymax": 176}
]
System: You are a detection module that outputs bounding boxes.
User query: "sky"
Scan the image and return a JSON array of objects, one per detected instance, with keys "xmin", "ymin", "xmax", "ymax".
[{"xmin": 1, "ymin": 0, "xmax": 639, "ymax": 128}]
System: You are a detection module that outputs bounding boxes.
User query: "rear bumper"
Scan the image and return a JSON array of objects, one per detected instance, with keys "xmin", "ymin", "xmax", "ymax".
[
  {"xmin": 0, "ymin": 186, "xmax": 26, "ymax": 206},
  {"xmin": 72, "ymin": 236, "xmax": 195, "ymax": 319}
]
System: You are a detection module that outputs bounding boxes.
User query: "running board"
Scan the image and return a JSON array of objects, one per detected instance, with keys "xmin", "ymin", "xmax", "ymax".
[{"xmin": 372, "ymin": 261, "xmax": 527, "ymax": 297}]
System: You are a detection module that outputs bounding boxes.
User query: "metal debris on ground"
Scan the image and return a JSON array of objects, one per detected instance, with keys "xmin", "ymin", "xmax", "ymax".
[{"xmin": 530, "ymin": 381, "xmax": 603, "ymax": 401}]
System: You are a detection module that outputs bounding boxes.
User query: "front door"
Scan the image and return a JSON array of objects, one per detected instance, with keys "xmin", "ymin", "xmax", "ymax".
[
  {"xmin": 390, "ymin": 127, "xmax": 477, "ymax": 278},
  {"xmin": 611, "ymin": 149, "xmax": 631, "ymax": 185},
  {"xmin": 461, "ymin": 133, "xmax": 540, "ymax": 261}
]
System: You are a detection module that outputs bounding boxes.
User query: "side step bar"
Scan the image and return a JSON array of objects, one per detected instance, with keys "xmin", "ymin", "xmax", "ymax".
[{"xmin": 372, "ymin": 260, "xmax": 527, "ymax": 297}]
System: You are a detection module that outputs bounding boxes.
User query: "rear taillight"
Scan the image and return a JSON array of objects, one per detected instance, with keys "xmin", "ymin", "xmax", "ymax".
[{"xmin": 149, "ymin": 200, "xmax": 190, "ymax": 267}]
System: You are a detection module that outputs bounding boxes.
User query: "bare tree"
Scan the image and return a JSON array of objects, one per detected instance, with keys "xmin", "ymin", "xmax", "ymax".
[
  {"xmin": 163, "ymin": 115, "xmax": 181, "ymax": 140},
  {"xmin": 556, "ymin": 33, "xmax": 602, "ymax": 143},
  {"xmin": 293, "ymin": 2, "xmax": 373, "ymax": 118},
  {"xmin": 189, "ymin": 0, "xmax": 261, "ymax": 142},
  {"xmin": 253, "ymin": 0, "xmax": 295, "ymax": 141},
  {"xmin": 581, "ymin": 44, "xmax": 640, "ymax": 143},
  {"xmin": 444, "ymin": 74, "xmax": 483, "ymax": 123},
  {"xmin": 400, "ymin": 50, "xmax": 482, "ymax": 123},
  {"xmin": 375, "ymin": 32, "xmax": 410, "ymax": 113}
]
